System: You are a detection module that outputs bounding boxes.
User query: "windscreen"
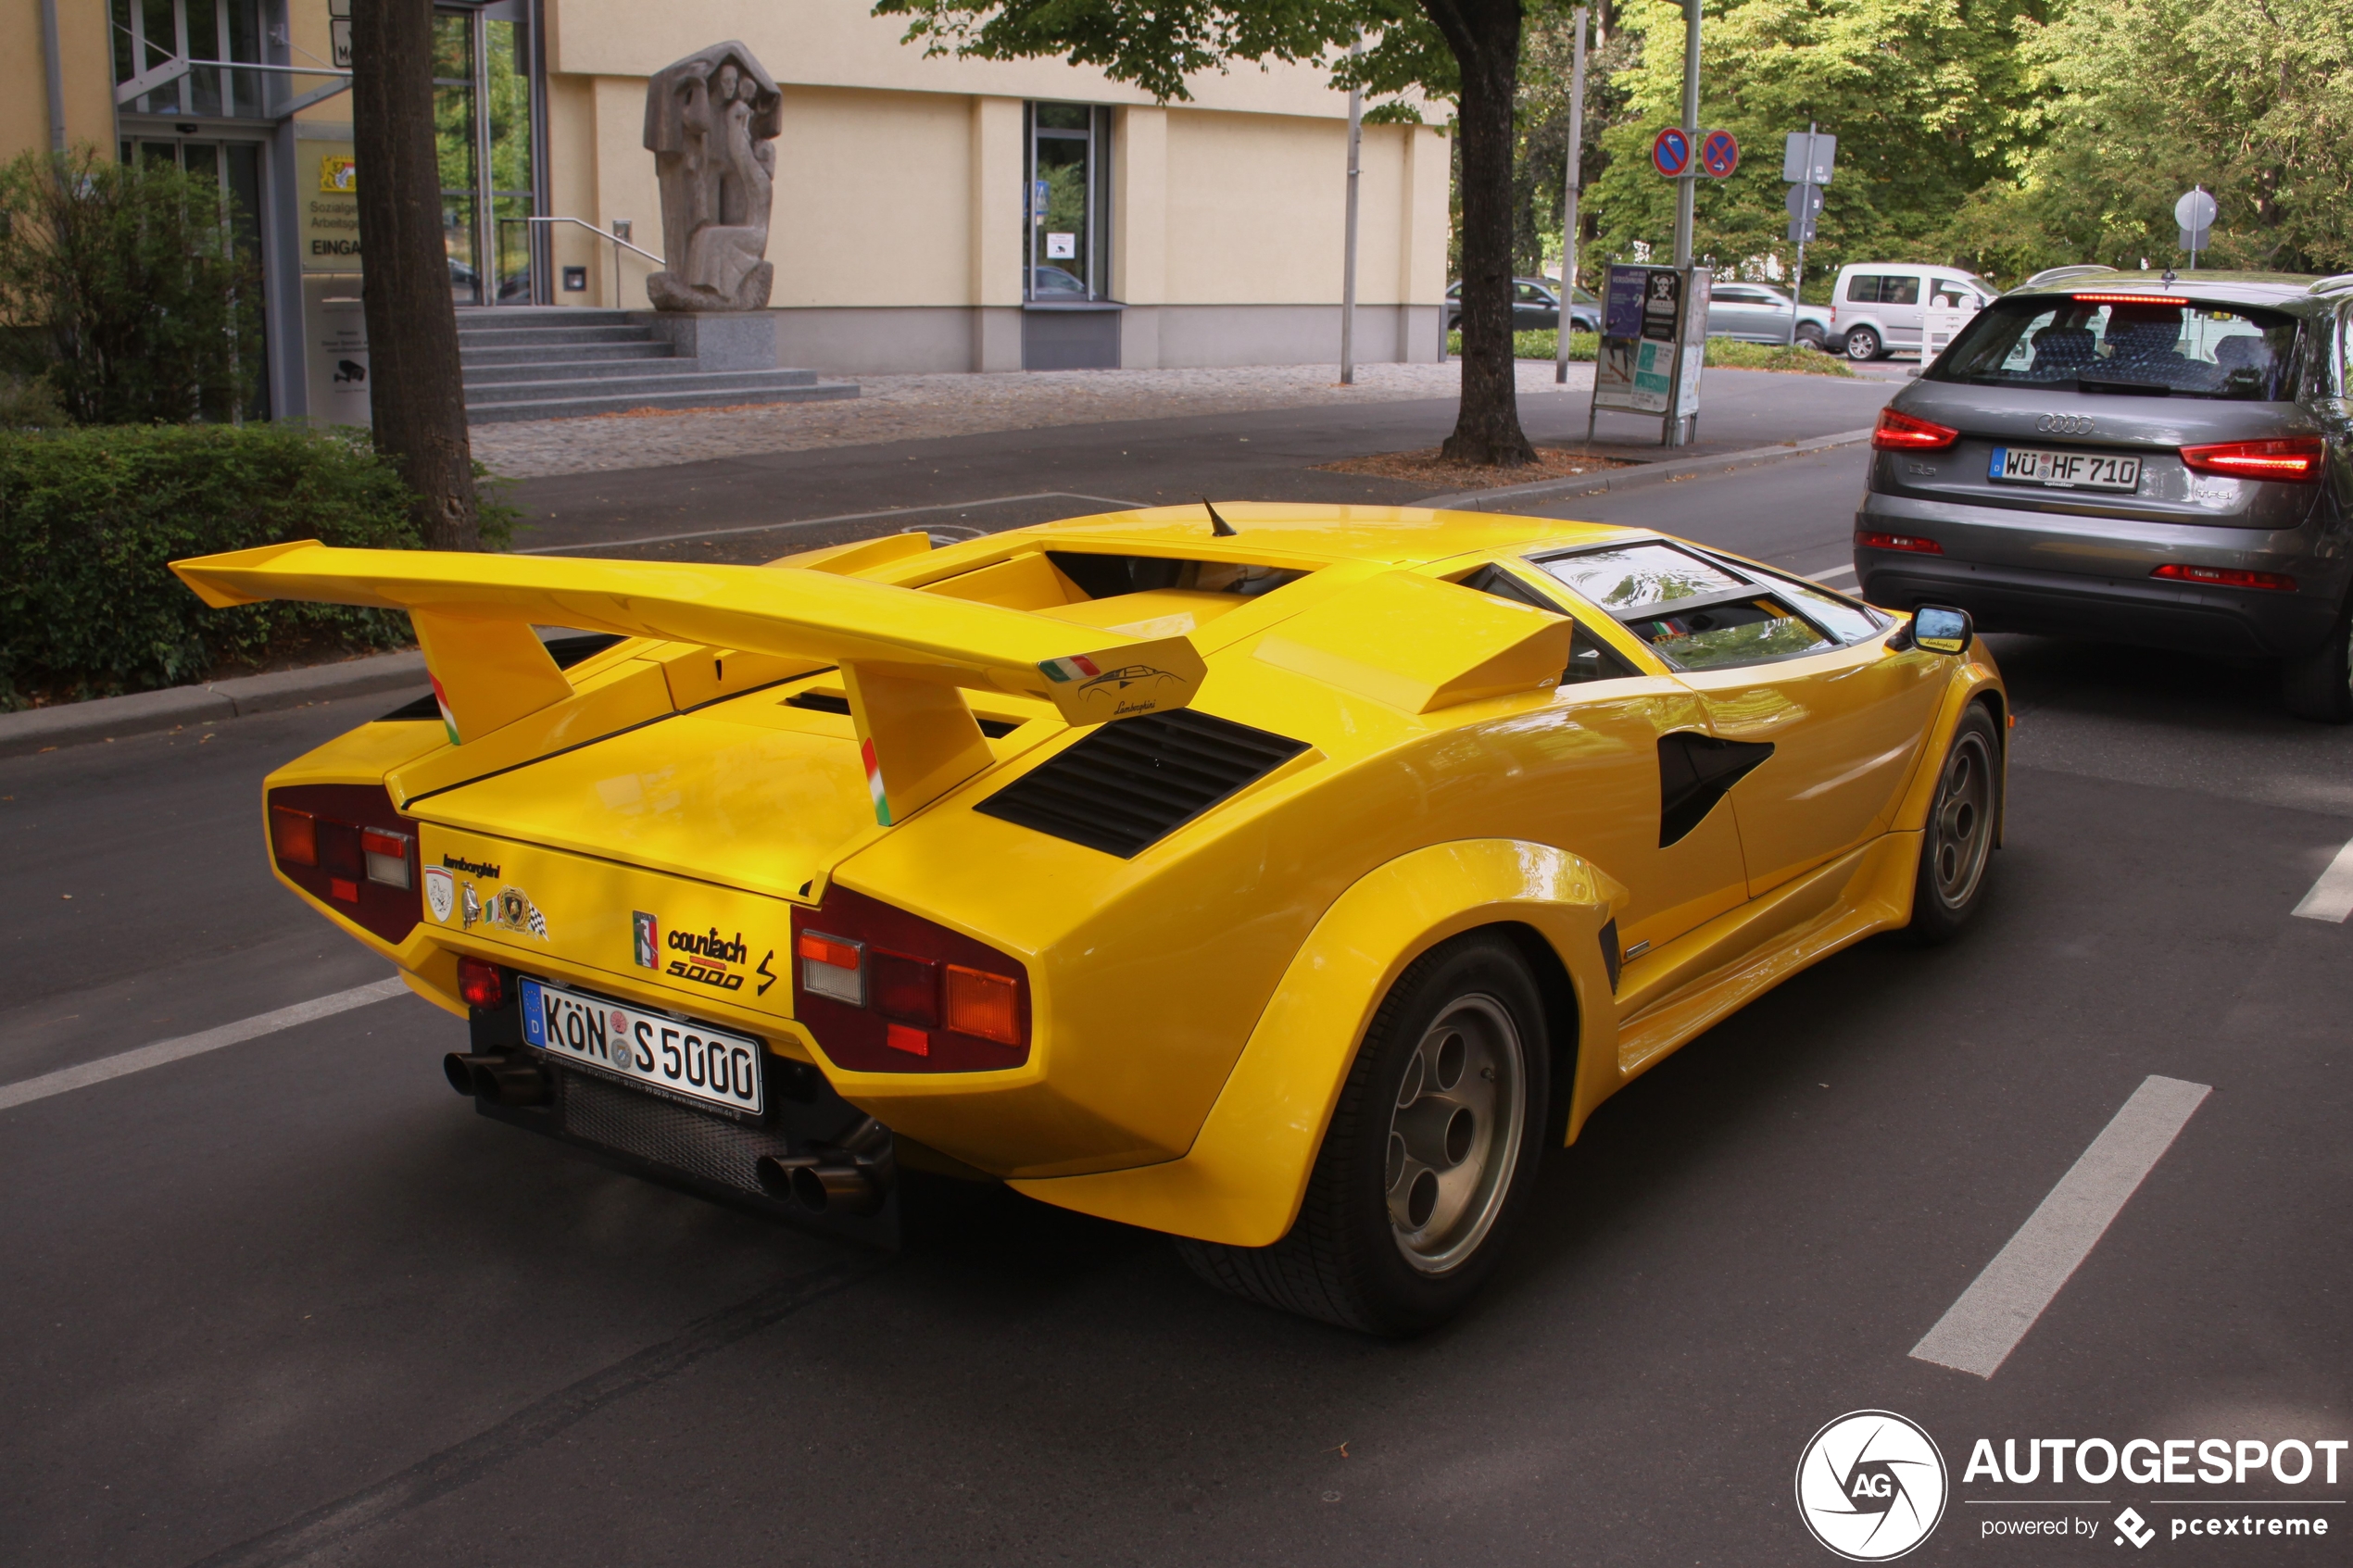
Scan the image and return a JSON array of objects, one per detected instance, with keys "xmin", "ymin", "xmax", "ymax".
[{"xmin": 1929, "ymin": 296, "xmax": 2300, "ymax": 400}]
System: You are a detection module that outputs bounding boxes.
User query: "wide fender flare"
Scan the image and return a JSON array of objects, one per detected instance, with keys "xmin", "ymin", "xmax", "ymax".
[
  {"xmin": 1008, "ymin": 839, "xmax": 1622, "ymax": 1248},
  {"xmin": 1890, "ymin": 655, "xmax": 2006, "ymax": 840}
]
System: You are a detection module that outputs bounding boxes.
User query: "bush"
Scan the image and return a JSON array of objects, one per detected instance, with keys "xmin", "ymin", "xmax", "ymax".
[
  {"xmin": 1703, "ymin": 339, "xmax": 1856, "ymax": 376},
  {"xmin": 0, "ymin": 147, "xmax": 263, "ymax": 424},
  {"xmin": 0, "ymin": 424, "xmax": 420, "ymax": 709}
]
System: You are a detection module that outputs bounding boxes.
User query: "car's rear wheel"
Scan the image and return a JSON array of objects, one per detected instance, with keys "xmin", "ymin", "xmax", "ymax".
[
  {"xmin": 1904, "ymin": 704, "xmax": 2001, "ymax": 944},
  {"xmin": 1843, "ymin": 326, "xmax": 1882, "ymax": 361},
  {"xmin": 2280, "ymin": 600, "xmax": 2353, "ymax": 723},
  {"xmin": 1176, "ymin": 933, "xmax": 1551, "ymax": 1336},
  {"xmin": 1795, "ymin": 324, "xmax": 1826, "ymax": 351}
]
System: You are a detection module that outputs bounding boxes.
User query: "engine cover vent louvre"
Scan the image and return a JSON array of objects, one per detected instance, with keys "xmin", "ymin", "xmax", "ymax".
[{"xmin": 975, "ymin": 709, "xmax": 1308, "ymax": 859}]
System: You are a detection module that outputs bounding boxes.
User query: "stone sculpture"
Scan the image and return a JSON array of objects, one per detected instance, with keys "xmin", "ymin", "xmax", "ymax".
[{"xmin": 643, "ymin": 42, "xmax": 781, "ymax": 313}]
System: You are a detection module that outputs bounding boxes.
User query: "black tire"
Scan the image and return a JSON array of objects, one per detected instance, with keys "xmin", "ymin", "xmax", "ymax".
[
  {"xmin": 1904, "ymin": 704, "xmax": 2001, "ymax": 944},
  {"xmin": 1795, "ymin": 324, "xmax": 1827, "ymax": 351},
  {"xmin": 1843, "ymin": 325, "xmax": 1882, "ymax": 361},
  {"xmin": 1176, "ymin": 933, "xmax": 1552, "ymax": 1336},
  {"xmin": 2280, "ymin": 601, "xmax": 2353, "ymax": 723}
]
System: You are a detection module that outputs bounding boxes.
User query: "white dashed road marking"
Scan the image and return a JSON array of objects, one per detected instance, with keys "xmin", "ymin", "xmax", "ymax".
[
  {"xmin": 0, "ymin": 978, "xmax": 410, "ymax": 1113},
  {"xmin": 1804, "ymin": 560, "xmax": 1858, "ymax": 583},
  {"xmin": 1910, "ymin": 1074, "xmax": 2211, "ymax": 1379},
  {"xmin": 2291, "ymin": 835, "xmax": 2353, "ymax": 922}
]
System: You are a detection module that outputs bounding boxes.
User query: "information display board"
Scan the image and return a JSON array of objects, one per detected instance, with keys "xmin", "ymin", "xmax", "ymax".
[{"xmin": 1592, "ymin": 265, "xmax": 1708, "ymax": 439}]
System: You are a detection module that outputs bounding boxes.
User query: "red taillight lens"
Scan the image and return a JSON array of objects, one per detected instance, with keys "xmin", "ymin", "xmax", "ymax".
[
  {"xmin": 2152, "ymin": 562, "xmax": 2298, "ymax": 592},
  {"xmin": 1872, "ymin": 408, "xmax": 1959, "ymax": 450},
  {"xmin": 458, "ymin": 957, "xmax": 507, "ymax": 1010},
  {"xmin": 1856, "ymin": 530, "xmax": 1944, "ymax": 555},
  {"xmin": 2070, "ymin": 292, "xmax": 2166, "ymax": 304},
  {"xmin": 265, "ymin": 784, "xmax": 423, "ymax": 947},
  {"xmin": 869, "ymin": 949, "xmax": 939, "ymax": 1026},
  {"xmin": 270, "ymin": 805, "xmax": 317, "ymax": 867},
  {"xmin": 791, "ymin": 888, "xmax": 1030, "ymax": 1073},
  {"xmin": 2178, "ymin": 437, "xmax": 2324, "ymax": 483},
  {"xmin": 945, "ymin": 964, "xmax": 1022, "ymax": 1046}
]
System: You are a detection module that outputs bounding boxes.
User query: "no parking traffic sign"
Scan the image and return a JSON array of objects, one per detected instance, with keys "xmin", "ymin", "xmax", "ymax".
[
  {"xmin": 1701, "ymin": 129, "xmax": 1740, "ymax": 178},
  {"xmin": 1652, "ymin": 127, "xmax": 1692, "ymax": 178}
]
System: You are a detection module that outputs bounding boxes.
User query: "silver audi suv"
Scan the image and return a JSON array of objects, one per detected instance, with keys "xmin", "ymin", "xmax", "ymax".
[{"xmin": 1855, "ymin": 269, "xmax": 2353, "ymax": 721}]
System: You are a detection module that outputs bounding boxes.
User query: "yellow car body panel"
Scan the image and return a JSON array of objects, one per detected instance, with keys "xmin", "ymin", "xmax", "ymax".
[{"xmin": 182, "ymin": 503, "xmax": 2004, "ymax": 1247}]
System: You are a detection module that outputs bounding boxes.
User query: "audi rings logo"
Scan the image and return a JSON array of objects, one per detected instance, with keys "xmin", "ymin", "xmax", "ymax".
[
  {"xmin": 1796, "ymin": 1411, "xmax": 1949, "ymax": 1561},
  {"xmin": 2036, "ymin": 413, "xmax": 2095, "ymax": 434}
]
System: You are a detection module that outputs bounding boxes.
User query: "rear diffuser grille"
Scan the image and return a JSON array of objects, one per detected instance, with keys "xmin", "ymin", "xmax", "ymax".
[
  {"xmin": 975, "ymin": 709, "xmax": 1308, "ymax": 859},
  {"xmin": 558, "ymin": 1071, "xmax": 793, "ymax": 1198}
]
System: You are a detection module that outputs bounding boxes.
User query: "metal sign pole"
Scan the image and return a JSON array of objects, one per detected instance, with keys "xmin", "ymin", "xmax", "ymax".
[
  {"xmin": 1672, "ymin": 0, "xmax": 1700, "ymax": 270},
  {"xmin": 1789, "ymin": 122, "xmax": 1815, "ymax": 347},
  {"xmin": 1340, "ymin": 38, "xmax": 1364, "ymax": 385},
  {"xmin": 1555, "ymin": 6, "xmax": 1588, "ymax": 385}
]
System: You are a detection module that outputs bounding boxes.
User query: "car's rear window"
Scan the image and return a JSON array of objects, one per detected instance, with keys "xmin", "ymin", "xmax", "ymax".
[{"xmin": 1929, "ymin": 295, "xmax": 2301, "ymax": 400}]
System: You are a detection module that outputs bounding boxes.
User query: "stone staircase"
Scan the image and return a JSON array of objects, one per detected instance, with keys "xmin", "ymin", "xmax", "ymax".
[{"xmin": 457, "ymin": 307, "xmax": 857, "ymax": 424}]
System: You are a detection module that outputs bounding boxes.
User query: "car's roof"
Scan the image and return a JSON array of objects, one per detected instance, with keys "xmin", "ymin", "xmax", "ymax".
[
  {"xmin": 2001, "ymin": 270, "xmax": 2335, "ymax": 315},
  {"xmin": 995, "ymin": 503, "xmax": 1629, "ymax": 568}
]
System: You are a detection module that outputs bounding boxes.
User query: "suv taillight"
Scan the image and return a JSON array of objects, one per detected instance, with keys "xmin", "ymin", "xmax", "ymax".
[
  {"xmin": 267, "ymin": 784, "xmax": 421, "ymax": 945},
  {"xmin": 1872, "ymin": 408, "xmax": 1959, "ymax": 450},
  {"xmin": 2179, "ymin": 436, "xmax": 2324, "ymax": 483},
  {"xmin": 792, "ymin": 887, "xmax": 1030, "ymax": 1073}
]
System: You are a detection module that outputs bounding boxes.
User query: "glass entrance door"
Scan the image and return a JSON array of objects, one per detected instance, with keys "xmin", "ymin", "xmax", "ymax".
[
  {"xmin": 434, "ymin": 2, "xmax": 538, "ymax": 305},
  {"xmin": 124, "ymin": 136, "xmax": 270, "ymax": 418}
]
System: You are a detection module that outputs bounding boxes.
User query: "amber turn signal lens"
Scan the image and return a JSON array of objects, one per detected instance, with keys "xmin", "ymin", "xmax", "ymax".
[
  {"xmin": 270, "ymin": 805, "xmax": 318, "ymax": 868},
  {"xmin": 945, "ymin": 964, "xmax": 1021, "ymax": 1045}
]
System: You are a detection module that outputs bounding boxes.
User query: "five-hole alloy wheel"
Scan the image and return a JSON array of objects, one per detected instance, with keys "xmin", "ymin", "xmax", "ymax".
[
  {"xmin": 1177, "ymin": 933, "xmax": 1552, "ymax": 1336},
  {"xmin": 1843, "ymin": 325, "xmax": 1882, "ymax": 361},
  {"xmin": 1904, "ymin": 703, "xmax": 2001, "ymax": 944}
]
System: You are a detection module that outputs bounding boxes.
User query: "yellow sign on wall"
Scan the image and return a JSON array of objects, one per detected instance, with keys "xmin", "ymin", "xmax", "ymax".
[
  {"xmin": 303, "ymin": 146, "xmax": 361, "ymax": 271},
  {"xmin": 318, "ymin": 155, "xmax": 357, "ymax": 194}
]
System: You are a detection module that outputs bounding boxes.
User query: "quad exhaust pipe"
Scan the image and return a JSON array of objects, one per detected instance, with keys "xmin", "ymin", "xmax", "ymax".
[
  {"xmin": 754, "ymin": 1117, "xmax": 893, "ymax": 1216},
  {"xmin": 443, "ymin": 1051, "xmax": 551, "ymax": 1107}
]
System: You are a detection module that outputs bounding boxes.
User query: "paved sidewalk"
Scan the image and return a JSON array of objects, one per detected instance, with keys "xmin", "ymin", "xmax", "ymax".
[{"xmin": 475, "ymin": 360, "xmax": 1596, "ymax": 479}]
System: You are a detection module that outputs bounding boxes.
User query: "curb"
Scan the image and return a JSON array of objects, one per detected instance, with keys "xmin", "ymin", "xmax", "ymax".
[
  {"xmin": 1414, "ymin": 426, "xmax": 1876, "ymax": 512},
  {"xmin": 0, "ymin": 650, "xmax": 427, "ymax": 760}
]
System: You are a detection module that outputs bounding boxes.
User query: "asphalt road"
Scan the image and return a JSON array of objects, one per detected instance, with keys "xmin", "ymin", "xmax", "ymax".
[{"xmin": 5, "ymin": 404, "xmax": 2348, "ymax": 1567}]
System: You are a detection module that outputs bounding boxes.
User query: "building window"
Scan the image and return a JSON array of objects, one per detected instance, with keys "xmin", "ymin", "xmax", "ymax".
[
  {"xmin": 110, "ymin": 0, "xmax": 267, "ymax": 119},
  {"xmin": 1026, "ymin": 103, "xmax": 1111, "ymax": 302},
  {"xmin": 434, "ymin": 2, "xmax": 540, "ymax": 306}
]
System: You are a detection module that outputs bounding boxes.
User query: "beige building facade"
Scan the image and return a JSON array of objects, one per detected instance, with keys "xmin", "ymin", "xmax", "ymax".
[{"xmin": 15, "ymin": 0, "xmax": 1450, "ymax": 421}]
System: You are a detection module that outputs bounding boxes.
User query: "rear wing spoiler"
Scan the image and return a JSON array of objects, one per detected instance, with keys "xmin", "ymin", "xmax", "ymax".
[{"xmin": 172, "ymin": 541, "xmax": 1206, "ymax": 824}]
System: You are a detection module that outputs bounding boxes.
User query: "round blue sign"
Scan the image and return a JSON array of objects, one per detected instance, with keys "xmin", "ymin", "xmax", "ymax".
[
  {"xmin": 1702, "ymin": 130, "xmax": 1741, "ymax": 178},
  {"xmin": 1652, "ymin": 127, "xmax": 1692, "ymax": 178}
]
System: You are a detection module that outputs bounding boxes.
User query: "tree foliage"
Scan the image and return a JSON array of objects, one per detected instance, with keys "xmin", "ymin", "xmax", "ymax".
[{"xmin": 0, "ymin": 148, "xmax": 263, "ymax": 425}]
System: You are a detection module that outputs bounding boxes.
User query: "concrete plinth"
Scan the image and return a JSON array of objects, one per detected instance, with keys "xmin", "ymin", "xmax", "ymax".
[{"xmin": 630, "ymin": 310, "xmax": 778, "ymax": 371}]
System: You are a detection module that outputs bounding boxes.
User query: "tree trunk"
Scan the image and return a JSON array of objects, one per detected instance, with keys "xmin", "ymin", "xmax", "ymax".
[
  {"xmin": 351, "ymin": 0, "xmax": 479, "ymax": 549},
  {"xmin": 1428, "ymin": 0, "xmax": 1536, "ymax": 469}
]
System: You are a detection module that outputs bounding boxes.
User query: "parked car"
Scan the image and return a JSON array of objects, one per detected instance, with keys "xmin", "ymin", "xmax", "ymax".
[
  {"xmin": 1445, "ymin": 277, "xmax": 1601, "ymax": 335},
  {"xmin": 1856, "ymin": 269, "xmax": 2353, "ymax": 721},
  {"xmin": 1027, "ymin": 264, "xmax": 1089, "ymax": 298},
  {"xmin": 1704, "ymin": 281, "xmax": 1836, "ymax": 347},
  {"xmin": 1830, "ymin": 263, "xmax": 1997, "ymax": 359},
  {"xmin": 176, "ymin": 509, "xmax": 2002, "ymax": 1335}
]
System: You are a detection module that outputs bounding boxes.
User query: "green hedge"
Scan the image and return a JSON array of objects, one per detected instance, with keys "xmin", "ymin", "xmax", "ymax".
[
  {"xmin": 0, "ymin": 424, "xmax": 420, "ymax": 709},
  {"xmin": 1444, "ymin": 329, "xmax": 1854, "ymax": 377}
]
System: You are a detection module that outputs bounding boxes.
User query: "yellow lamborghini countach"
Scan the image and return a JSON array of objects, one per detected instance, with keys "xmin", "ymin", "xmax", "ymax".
[{"xmin": 174, "ymin": 504, "xmax": 2003, "ymax": 1334}]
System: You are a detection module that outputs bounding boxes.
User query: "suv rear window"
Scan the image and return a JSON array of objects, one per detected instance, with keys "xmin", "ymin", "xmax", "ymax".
[{"xmin": 1930, "ymin": 296, "xmax": 2301, "ymax": 400}]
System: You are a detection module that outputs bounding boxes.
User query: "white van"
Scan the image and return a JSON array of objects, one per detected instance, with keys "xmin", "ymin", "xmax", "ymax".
[{"xmin": 1829, "ymin": 263, "xmax": 1994, "ymax": 360}]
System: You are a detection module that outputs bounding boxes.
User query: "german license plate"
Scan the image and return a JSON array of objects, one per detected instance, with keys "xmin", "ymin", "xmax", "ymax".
[
  {"xmin": 520, "ymin": 977, "xmax": 764, "ymax": 1115},
  {"xmin": 1990, "ymin": 445, "xmax": 2141, "ymax": 491}
]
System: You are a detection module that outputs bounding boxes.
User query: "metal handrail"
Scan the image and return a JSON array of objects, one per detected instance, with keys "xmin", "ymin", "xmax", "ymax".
[{"xmin": 489, "ymin": 216, "xmax": 665, "ymax": 309}]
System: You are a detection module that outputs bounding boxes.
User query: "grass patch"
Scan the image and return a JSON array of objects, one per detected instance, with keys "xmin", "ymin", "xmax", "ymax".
[{"xmin": 1445, "ymin": 329, "xmax": 1854, "ymax": 378}]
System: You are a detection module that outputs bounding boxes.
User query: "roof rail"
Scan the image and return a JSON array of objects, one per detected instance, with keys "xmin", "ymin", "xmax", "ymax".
[
  {"xmin": 2308, "ymin": 274, "xmax": 2353, "ymax": 295},
  {"xmin": 2020, "ymin": 264, "xmax": 2118, "ymax": 288}
]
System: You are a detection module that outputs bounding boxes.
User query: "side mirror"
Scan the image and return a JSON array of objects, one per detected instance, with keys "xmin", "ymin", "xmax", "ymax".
[{"xmin": 1897, "ymin": 604, "xmax": 1974, "ymax": 655}]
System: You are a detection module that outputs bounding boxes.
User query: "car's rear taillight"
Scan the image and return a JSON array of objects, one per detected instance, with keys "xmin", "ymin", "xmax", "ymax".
[
  {"xmin": 266, "ymin": 784, "xmax": 422, "ymax": 945},
  {"xmin": 1872, "ymin": 408, "xmax": 1958, "ymax": 450},
  {"xmin": 2179, "ymin": 436, "xmax": 2324, "ymax": 483},
  {"xmin": 458, "ymin": 957, "xmax": 508, "ymax": 1010},
  {"xmin": 1856, "ymin": 530, "xmax": 1944, "ymax": 555},
  {"xmin": 2152, "ymin": 562, "xmax": 2299, "ymax": 592},
  {"xmin": 792, "ymin": 888, "xmax": 1030, "ymax": 1073}
]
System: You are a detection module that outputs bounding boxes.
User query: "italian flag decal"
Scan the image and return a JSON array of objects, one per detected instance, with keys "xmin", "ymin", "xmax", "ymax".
[
  {"xmin": 861, "ymin": 736, "xmax": 891, "ymax": 826},
  {"xmin": 429, "ymin": 672, "xmax": 460, "ymax": 746},
  {"xmin": 1038, "ymin": 654, "xmax": 1102, "ymax": 684}
]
